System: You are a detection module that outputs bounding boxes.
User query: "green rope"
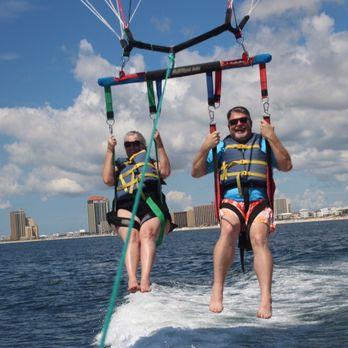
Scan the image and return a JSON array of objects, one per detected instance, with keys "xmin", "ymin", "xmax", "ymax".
[{"xmin": 99, "ymin": 52, "xmax": 175, "ymax": 348}]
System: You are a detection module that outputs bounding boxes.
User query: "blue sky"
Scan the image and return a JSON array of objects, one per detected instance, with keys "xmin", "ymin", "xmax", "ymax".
[{"xmin": 1, "ymin": 0, "xmax": 348, "ymax": 236}]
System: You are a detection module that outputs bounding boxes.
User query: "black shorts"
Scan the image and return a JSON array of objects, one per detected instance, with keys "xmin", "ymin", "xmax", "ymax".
[{"xmin": 114, "ymin": 193, "xmax": 171, "ymax": 226}]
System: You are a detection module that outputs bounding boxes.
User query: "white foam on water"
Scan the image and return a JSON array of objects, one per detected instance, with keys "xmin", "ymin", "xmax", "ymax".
[{"xmin": 95, "ymin": 260, "xmax": 348, "ymax": 347}]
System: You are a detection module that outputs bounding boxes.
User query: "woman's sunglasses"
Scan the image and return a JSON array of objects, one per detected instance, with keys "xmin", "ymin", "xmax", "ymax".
[
  {"xmin": 124, "ymin": 140, "xmax": 142, "ymax": 148},
  {"xmin": 228, "ymin": 117, "xmax": 250, "ymax": 126}
]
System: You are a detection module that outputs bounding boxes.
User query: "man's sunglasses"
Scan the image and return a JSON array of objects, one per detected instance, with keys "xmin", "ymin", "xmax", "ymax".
[
  {"xmin": 228, "ymin": 117, "xmax": 250, "ymax": 126},
  {"xmin": 124, "ymin": 140, "xmax": 142, "ymax": 148}
]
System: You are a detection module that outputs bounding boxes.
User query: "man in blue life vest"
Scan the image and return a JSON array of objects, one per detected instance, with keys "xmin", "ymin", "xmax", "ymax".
[{"xmin": 191, "ymin": 106, "xmax": 292, "ymax": 319}]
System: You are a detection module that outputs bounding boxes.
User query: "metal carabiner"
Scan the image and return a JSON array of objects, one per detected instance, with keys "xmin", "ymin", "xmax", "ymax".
[
  {"xmin": 262, "ymin": 97, "xmax": 271, "ymax": 117},
  {"xmin": 119, "ymin": 55, "xmax": 129, "ymax": 77},
  {"xmin": 148, "ymin": 112, "xmax": 156, "ymax": 123},
  {"xmin": 208, "ymin": 105, "xmax": 215, "ymax": 124},
  {"xmin": 237, "ymin": 34, "xmax": 248, "ymax": 59},
  {"xmin": 106, "ymin": 119, "xmax": 115, "ymax": 135}
]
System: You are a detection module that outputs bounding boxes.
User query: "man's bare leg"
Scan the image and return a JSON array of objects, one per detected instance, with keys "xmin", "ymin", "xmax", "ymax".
[
  {"xmin": 250, "ymin": 222, "xmax": 273, "ymax": 319},
  {"xmin": 209, "ymin": 209, "xmax": 240, "ymax": 313},
  {"xmin": 117, "ymin": 209, "xmax": 141, "ymax": 292},
  {"xmin": 139, "ymin": 218, "xmax": 161, "ymax": 292}
]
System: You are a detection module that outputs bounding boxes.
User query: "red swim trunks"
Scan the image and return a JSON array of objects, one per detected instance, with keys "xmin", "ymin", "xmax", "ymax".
[{"xmin": 220, "ymin": 198, "xmax": 275, "ymax": 232}]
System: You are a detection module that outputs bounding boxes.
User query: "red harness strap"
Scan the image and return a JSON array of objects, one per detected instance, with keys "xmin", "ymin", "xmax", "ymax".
[
  {"xmin": 259, "ymin": 63, "xmax": 275, "ymax": 210},
  {"xmin": 209, "ymin": 123, "xmax": 221, "ymax": 221}
]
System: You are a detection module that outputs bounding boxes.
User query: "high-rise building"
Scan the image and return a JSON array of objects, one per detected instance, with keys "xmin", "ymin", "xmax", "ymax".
[
  {"xmin": 193, "ymin": 204, "xmax": 217, "ymax": 226},
  {"xmin": 187, "ymin": 209, "xmax": 195, "ymax": 227},
  {"xmin": 87, "ymin": 196, "xmax": 112, "ymax": 234},
  {"xmin": 10, "ymin": 209, "xmax": 26, "ymax": 241},
  {"xmin": 274, "ymin": 198, "xmax": 291, "ymax": 216},
  {"xmin": 26, "ymin": 217, "xmax": 39, "ymax": 239},
  {"xmin": 173, "ymin": 211, "xmax": 188, "ymax": 228}
]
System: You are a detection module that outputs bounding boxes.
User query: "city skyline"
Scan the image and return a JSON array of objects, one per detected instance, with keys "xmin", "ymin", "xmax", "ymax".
[{"xmin": 2, "ymin": 195, "xmax": 348, "ymax": 238}]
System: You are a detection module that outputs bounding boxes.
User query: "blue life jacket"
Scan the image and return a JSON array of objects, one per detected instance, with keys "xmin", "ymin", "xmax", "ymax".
[
  {"xmin": 219, "ymin": 133, "xmax": 268, "ymax": 196},
  {"xmin": 116, "ymin": 150, "xmax": 160, "ymax": 201}
]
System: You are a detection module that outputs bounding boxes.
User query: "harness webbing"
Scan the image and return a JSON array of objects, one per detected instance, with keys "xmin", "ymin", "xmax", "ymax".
[
  {"xmin": 146, "ymin": 80, "xmax": 157, "ymax": 114},
  {"xmin": 214, "ymin": 70, "xmax": 222, "ymax": 105},
  {"xmin": 258, "ymin": 63, "xmax": 275, "ymax": 210},
  {"xmin": 146, "ymin": 79, "xmax": 163, "ymax": 115},
  {"xmin": 210, "ymin": 124, "xmax": 221, "ymax": 221},
  {"xmin": 206, "ymin": 70, "xmax": 222, "ymax": 221},
  {"xmin": 104, "ymin": 86, "xmax": 114, "ymax": 121},
  {"xmin": 99, "ymin": 52, "xmax": 175, "ymax": 348},
  {"xmin": 145, "ymin": 195, "xmax": 166, "ymax": 247},
  {"xmin": 205, "ymin": 71, "xmax": 222, "ymax": 107}
]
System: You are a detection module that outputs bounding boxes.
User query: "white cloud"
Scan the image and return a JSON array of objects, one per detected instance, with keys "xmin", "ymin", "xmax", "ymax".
[
  {"xmin": 166, "ymin": 191, "xmax": 193, "ymax": 211},
  {"xmin": 0, "ymin": 200, "xmax": 11, "ymax": 210},
  {"xmin": 0, "ymin": 164, "xmax": 22, "ymax": 209},
  {"xmin": 0, "ymin": 1, "xmax": 32, "ymax": 21},
  {"xmin": 241, "ymin": 0, "xmax": 329, "ymax": 20},
  {"xmin": 0, "ymin": 53, "xmax": 19, "ymax": 61},
  {"xmin": 293, "ymin": 189, "xmax": 328, "ymax": 210},
  {"xmin": 150, "ymin": 17, "xmax": 171, "ymax": 32}
]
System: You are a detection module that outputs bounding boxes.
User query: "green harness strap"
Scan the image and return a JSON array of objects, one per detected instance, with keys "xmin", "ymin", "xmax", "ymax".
[
  {"xmin": 146, "ymin": 80, "xmax": 157, "ymax": 114},
  {"xmin": 104, "ymin": 86, "xmax": 114, "ymax": 121},
  {"xmin": 145, "ymin": 195, "xmax": 166, "ymax": 247}
]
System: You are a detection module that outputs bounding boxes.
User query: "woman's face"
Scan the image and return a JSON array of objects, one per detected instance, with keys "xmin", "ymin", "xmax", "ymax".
[{"xmin": 124, "ymin": 134, "xmax": 145, "ymax": 157}]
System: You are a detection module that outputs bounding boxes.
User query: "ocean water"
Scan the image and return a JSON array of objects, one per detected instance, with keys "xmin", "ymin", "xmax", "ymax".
[{"xmin": 0, "ymin": 220, "xmax": 347, "ymax": 347}]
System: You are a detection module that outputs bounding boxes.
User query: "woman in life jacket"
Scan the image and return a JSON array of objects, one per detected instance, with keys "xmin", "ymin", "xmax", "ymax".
[{"xmin": 102, "ymin": 130, "xmax": 172, "ymax": 292}]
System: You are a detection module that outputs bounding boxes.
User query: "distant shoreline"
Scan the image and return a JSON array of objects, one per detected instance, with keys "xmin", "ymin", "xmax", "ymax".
[
  {"xmin": 174, "ymin": 215, "xmax": 348, "ymax": 231},
  {"xmin": 1, "ymin": 216, "xmax": 347, "ymax": 244},
  {"xmin": 0, "ymin": 233, "xmax": 115, "ymax": 245}
]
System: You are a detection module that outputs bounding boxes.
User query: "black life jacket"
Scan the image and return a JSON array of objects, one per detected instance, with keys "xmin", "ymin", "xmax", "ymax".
[{"xmin": 116, "ymin": 149, "xmax": 161, "ymax": 201}]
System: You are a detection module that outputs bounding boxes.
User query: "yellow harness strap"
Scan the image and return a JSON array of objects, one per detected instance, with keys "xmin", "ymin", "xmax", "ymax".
[
  {"xmin": 220, "ymin": 160, "xmax": 267, "ymax": 181},
  {"xmin": 225, "ymin": 143, "xmax": 261, "ymax": 151}
]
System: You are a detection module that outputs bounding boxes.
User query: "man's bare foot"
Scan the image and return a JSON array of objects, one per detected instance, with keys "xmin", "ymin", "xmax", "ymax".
[
  {"xmin": 140, "ymin": 279, "xmax": 151, "ymax": 292},
  {"xmin": 209, "ymin": 285, "xmax": 223, "ymax": 313},
  {"xmin": 257, "ymin": 302, "xmax": 272, "ymax": 319},
  {"xmin": 128, "ymin": 279, "xmax": 140, "ymax": 293}
]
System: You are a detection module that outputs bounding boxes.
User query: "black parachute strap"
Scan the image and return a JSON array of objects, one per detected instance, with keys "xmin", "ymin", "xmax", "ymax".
[
  {"xmin": 246, "ymin": 200, "xmax": 268, "ymax": 233},
  {"xmin": 120, "ymin": 1, "xmax": 250, "ymax": 57},
  {"xmin": 106, "ymin": 214, "xmax": 141, "ymax": 231},
  {"xmin": 220, "ymin": 200, "xmax": 247, "ymax": 272},
  {"xmin": 238, "ymin": 200, "xmax": 269, "ymax": 271}
]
